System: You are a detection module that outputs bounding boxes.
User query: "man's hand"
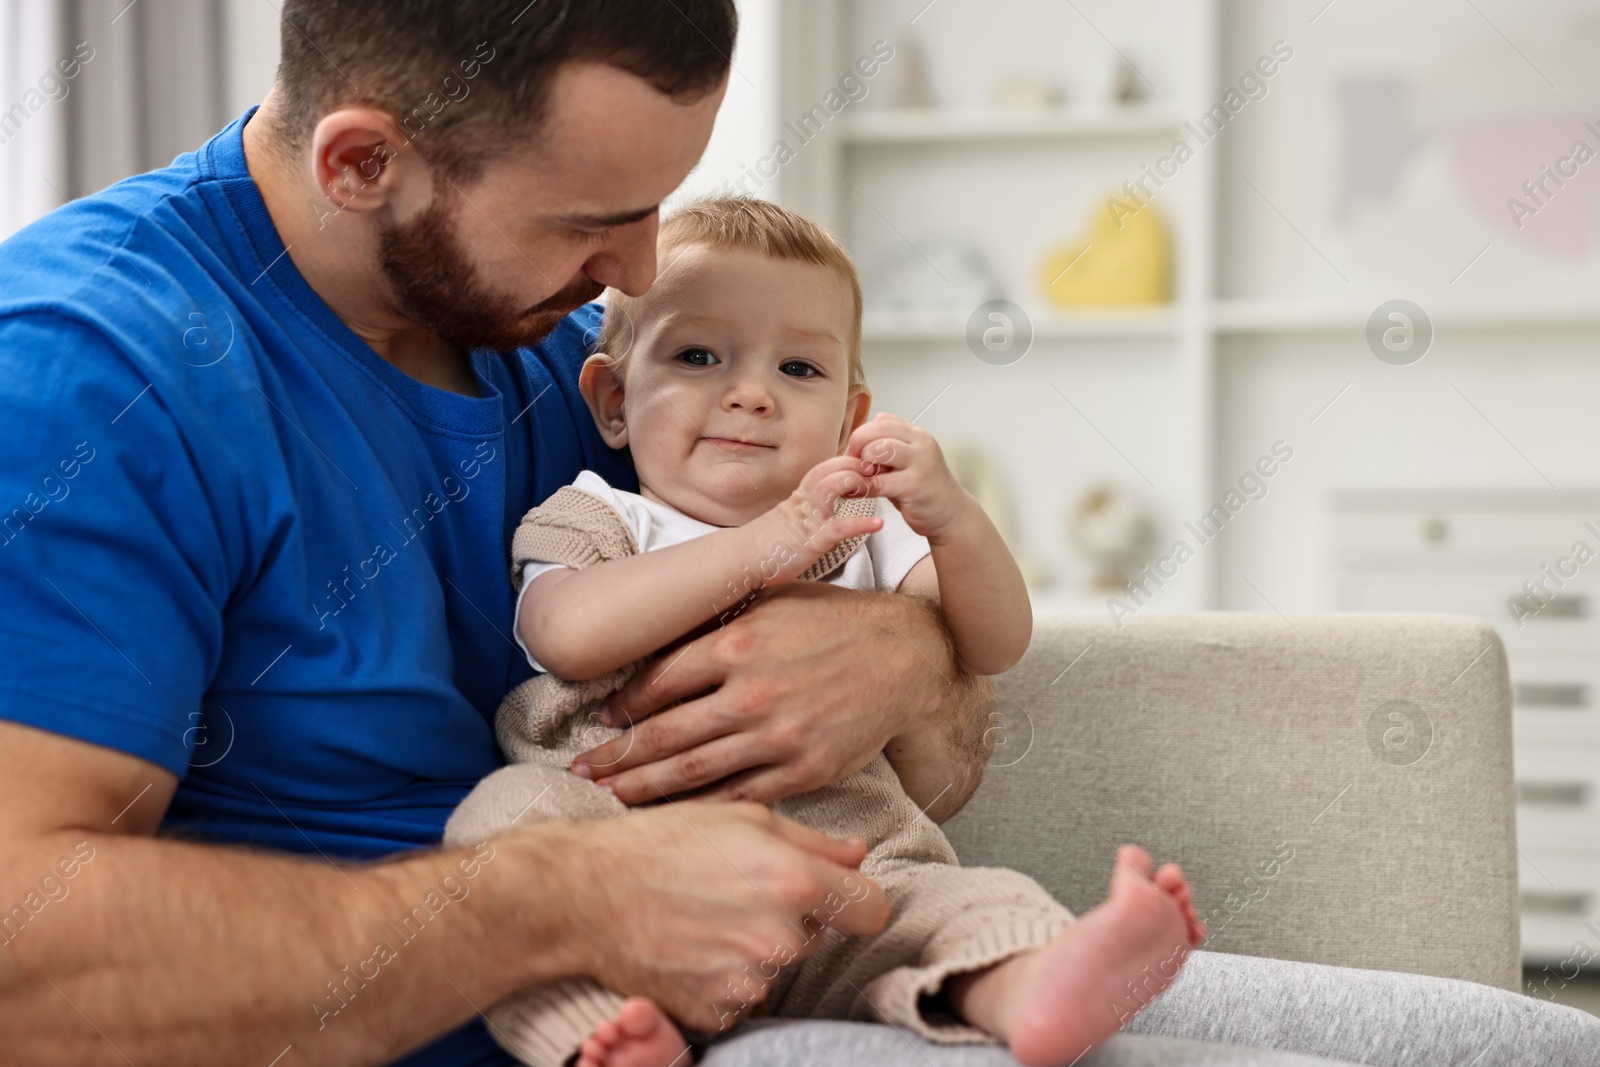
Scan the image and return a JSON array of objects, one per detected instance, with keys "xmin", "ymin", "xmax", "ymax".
[
  {"xmin": 0, "ymin": 721, "xmax": 889, "ymax": 1065},
  {"xmin": 571, "ymin": 581, "xmax": 994, "ymax": 815},
  {"xmin": 552, "ymin": 803, "xmax": 889, "ymax": 1031}
]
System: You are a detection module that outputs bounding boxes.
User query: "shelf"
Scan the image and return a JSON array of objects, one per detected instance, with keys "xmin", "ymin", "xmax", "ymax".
[
  {"xmin": 839, "ymin": 107, "xmax": 1185, "ymax": 145},
  {"xmin": 863, "ymin": 301, "xmax": 1600, "ymax": 343},
  {"xmin": 862, "ymin": 307, "xmax": 1178, "ymax": 343},
  {"xmin": 1212, "ymin": 302, "xmax": 1366, "ymax": 335},
  {"xmin": 1214, "ymin": 301, "xmax": 1600, "ymax": 335}
]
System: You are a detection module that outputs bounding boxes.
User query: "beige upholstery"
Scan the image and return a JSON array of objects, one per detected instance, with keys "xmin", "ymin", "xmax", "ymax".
[{"xmin": 943, "ymin": 611, "xmax": 1520, "ymax": 992}]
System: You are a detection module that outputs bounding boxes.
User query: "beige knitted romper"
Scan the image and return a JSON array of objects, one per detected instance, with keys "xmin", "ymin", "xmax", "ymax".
[{"xmin": 444, "ymin": 485, "xmax": 1075, "ymax": 1067}]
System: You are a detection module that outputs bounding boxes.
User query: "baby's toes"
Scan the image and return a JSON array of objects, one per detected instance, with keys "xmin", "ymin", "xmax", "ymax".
[
  {"xmin": 580, "ymin": 1020, "xmax": 621, "ymax": 1066},
  {"xmin": 616, "ymin": 996, "xmax": 664, "ymax": 1039},
  {"xmin": 1152, "ymin": 862, "xmax": 1187, "ymax": 894}
]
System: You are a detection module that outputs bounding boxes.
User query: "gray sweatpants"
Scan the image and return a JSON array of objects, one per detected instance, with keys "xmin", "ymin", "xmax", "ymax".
[{"xmin": 702, "ymin": 949, "xmax": 1600, "ymax": 1066}]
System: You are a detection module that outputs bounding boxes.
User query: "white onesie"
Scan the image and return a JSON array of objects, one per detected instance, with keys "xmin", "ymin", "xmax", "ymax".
[{"xmin": 513, "ymin": 469, "xmax": 932, "ymax": 673}]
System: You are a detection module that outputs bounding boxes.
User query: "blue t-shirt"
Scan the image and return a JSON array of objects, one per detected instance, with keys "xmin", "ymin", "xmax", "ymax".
[{"xmin": 0, "ymin": 108, "xmax": 637, "ymax": 1066}]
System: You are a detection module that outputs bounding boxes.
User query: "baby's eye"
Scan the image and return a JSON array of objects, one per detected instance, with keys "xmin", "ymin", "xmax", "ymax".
[
  {"xmin": 780, "ymin": 360, "xmax": 819, "ymax": 378},
  {"xmin": 678, "ymin": 347, "xmax": 718, "ymax": 367}
]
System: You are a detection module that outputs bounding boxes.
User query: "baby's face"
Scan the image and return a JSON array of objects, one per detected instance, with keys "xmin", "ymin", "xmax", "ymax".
[{"xmin": 612, "ymin": 244, "xmax": 862, "ymax": 526}]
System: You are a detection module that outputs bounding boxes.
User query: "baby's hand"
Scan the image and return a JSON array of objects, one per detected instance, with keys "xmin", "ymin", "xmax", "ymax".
[
  {"xmin": 747, "ymin": 455, "xmax": 884, "ymax": 585},
  {"xmin": 846, "ymin": 412, "xmax": 971, "ymax": 540}
]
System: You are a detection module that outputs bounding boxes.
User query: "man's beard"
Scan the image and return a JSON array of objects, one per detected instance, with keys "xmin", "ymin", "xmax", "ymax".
[{"xmin": 377, "ymin": 186, "xmax": 604, "ymax": 355}]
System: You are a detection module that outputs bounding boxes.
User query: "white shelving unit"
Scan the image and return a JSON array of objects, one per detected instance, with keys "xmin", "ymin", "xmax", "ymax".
[
  {"xmin": 775, "ymin": 1, "xmax": 1600, "ymax": 614},
  {"xmin": 1214, "ymin": 301, "xmax": 1600, "ymax": 335},
  {"xmin": 838, "ymin": 107, "xmax": 1187, "ymax": 144},
  {"xmin": 862, "ymin": 308, "xmax": 1179, "ymax": 344},
  {"xmin": 777, "ymin": 0, "xmax": 1221, "ymax": 610}
]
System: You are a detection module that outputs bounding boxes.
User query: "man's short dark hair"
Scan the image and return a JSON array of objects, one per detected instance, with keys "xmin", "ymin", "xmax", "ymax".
[{"xmin": 275, "ymin": 0, "xmax": 737, "ymax": 178}]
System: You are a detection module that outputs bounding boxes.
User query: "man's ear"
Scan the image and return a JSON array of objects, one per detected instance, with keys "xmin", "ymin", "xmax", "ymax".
[
  {"xmin": 579, "ymin": 353, "xmax": 629, "ymax": 449},
  {"xmin": 838, "ymin": 385, "xmax": 872, "ymax": 452},
  {"xmin": 309, "ymin": 106, "xmax": 429, "ymax": 219}
]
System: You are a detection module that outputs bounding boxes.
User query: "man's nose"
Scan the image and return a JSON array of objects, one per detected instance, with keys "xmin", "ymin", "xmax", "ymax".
[{"xmin": 584, "ymin": 213, "xmax": 659, "ymax": 297}]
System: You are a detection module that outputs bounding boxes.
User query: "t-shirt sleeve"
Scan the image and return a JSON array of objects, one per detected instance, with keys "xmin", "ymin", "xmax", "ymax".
[
  {"xmin": 0, "ymin": 314, "xmax": 226, "ymax": 776},
  {"xmin": 510, "ymin": 470, "xmax": 647, "ymax": 675},
  {"xmin": 866, "ymin": 499, "xmax": 932, "ymax": 593},
  {"xmin": 513, "ymin": 561, "xmax": 571, "ymax": 673}
]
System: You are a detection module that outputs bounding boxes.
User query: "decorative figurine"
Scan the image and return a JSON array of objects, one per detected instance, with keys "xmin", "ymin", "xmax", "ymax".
[{"xmin": 1068, "ymin": 483, "xmax": 1155, "ymax": 594}]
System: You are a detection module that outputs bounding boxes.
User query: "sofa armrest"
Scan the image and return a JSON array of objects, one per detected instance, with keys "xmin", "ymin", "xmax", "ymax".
[{"xmin": 942, "ymin": 611, "xmax": 1520, "ymax": 990}]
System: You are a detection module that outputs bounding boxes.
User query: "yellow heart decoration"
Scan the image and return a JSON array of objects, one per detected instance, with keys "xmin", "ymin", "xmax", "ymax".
[{"xmin": 1040, "ymin": 197, "xmax": 1173, "ymax": 308}]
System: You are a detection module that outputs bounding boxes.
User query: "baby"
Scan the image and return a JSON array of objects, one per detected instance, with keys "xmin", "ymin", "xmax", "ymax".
[{"xmin": 445, "ymin": 198, "xmax": 1204, "ymax": 1067}]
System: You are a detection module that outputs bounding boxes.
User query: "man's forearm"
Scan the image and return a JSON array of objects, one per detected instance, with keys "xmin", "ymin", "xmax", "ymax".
[
  {"xmin": 870, "ymin": 592, "xmax": 996, "ymax": 823},
  {"xmin": 1, "ymin": 825, "xmax": 577, "ymax": 1066}
]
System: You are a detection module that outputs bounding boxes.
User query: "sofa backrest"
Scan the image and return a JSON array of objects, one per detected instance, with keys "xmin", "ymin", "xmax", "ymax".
[{"xmin": 942, "ymin": 611, "xmax": 1520, "ymax": 990}]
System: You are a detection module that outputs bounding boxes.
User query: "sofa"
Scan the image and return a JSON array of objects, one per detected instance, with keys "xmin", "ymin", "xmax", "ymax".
[{"xmin": 942, "ymin": 610, "xmax": 1520, "ymax": 992}]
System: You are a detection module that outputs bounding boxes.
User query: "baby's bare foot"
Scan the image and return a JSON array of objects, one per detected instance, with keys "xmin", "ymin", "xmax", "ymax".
[
  {"xmin": 950, "ymin": 845, "xmax": 1203, "ymax": 1067},
  {"xmin": 575, "ymin": 997, "xmax": 690, "ymax": 1067},
  {"xmin": 1151, "ymin": 856, "xmax": 1207, "ymax": 949}
]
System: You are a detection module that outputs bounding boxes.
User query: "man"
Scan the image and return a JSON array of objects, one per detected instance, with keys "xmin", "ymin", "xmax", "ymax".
[
  {"xmin": 4, "ymin": 4, "xmax": 1598, "ymax": 1067},
  {"xmin": 0, "ymin": 2, "xmax": 985, "ymax": 1063}
]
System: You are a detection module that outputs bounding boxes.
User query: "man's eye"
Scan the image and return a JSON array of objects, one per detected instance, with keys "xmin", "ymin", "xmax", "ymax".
[
  {"xmin": 781, "ymin": 360, "xmax": 819, "ymax": 378},
  {"xmin": 576, "ymin": 227, "xmax": 613, "ymax": 245},
  {"xmin": 678, "ymin": 347, "xmax": 718, "ymax": 367}
]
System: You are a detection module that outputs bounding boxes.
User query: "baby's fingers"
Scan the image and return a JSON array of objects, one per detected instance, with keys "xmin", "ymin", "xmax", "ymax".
[
  {"xmin": 798, "ymin": 455, "xmax": 868, "ymax": 496},
  {"xmin": 804, "ymin": 467, "xmax": 873, "ymax": 513},
  {"xmin": 846, "ymin": 414, "xmax": 915, "ymax": 458},
  {"xmin": 819, "ymin": 515, "xmax": 883, "ymax": 544},
  {"xmin": 796, "ymin": 514, "xmax": 881, "ymax": 559},
  {"xmin": 849, "ymin": 436, "xmax": 910, "ymax": 477}
]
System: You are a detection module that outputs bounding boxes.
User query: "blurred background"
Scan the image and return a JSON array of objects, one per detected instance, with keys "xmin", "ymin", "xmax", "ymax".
[{"xmin": 6, "ymin": 0, "xmax": 1600, "ymax": 1000}]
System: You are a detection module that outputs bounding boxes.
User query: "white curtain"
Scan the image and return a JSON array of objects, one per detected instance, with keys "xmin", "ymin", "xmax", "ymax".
[
  {"xmin": 65, "ymin": 0, "xmax": 226, "ymax": 198},
  {"xmin": 0, "ymin": 1, "xmax": 68, "ymax": 242},
  {"xmin": 0, "ymin": 0, "xmax": 225, "ymax": 242}
]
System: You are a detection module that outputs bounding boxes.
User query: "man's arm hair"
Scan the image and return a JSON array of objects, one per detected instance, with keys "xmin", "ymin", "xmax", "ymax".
[
  {"xmin": 561, "ymin": 578, "xmax": 1000, "ymax": 814},
  {"xmin": 0, "ymin": 720, "xmax": 895, "ymax": 1063},
  {"xmin": 0, "ymin": 721, "xmax": 581, "ymax": 1067},
  {"xmin": 875, "ymin": 592, "xmax": 997, "ymax": 823}
]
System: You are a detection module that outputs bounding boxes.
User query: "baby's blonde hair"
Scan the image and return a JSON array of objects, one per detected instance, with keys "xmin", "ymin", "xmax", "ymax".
[{"xmin": 596, "ymin": 196, "xmax": 866, "ymax": 390}]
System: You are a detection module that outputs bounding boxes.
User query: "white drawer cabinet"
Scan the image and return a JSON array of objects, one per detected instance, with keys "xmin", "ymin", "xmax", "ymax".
[
  {"xmin": 1332, "ymin": 491, "xmax": 1600, "ymax": 964},
  {"xmin": 1506, "ymin": 648, "xmax": 1600, "ymax": 751},
  {"xmin": 1514, "ymin": 746, "xmax": 1600, "ymax": 854},
  {"xmin": 1519, "ymin": 856, "xmax": 1600, "ymax": 966}
]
